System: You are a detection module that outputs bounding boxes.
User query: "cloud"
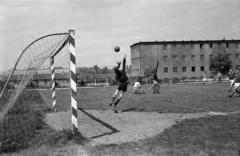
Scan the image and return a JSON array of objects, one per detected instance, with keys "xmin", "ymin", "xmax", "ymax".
[{"xmin": 0, "ymin": 0, "xmax": 240, "ymax": 71}]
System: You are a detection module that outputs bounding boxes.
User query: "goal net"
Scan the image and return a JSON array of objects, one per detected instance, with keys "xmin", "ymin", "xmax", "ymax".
[{"xmin": 0, "ymin": 32, "xmax": 69, "ymax": 121}]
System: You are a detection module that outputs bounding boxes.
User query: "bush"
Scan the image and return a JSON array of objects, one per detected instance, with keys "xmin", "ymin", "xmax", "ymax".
[
  {"xmin": 172, "ymin": 77, "xmax": 181, "ymax": 83},
  {"xmin": 181, "ymin": 77, "xmax": 187, "ymax": 82},
  {"xmin": 163, "ymin": 78, "xmax": 169, "ymax": 83}
]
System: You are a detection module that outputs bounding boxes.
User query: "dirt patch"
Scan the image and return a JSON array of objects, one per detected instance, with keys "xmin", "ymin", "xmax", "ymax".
[{"xmin": 44, "ymin": 110, "xmax": 211, "ymax": 146}]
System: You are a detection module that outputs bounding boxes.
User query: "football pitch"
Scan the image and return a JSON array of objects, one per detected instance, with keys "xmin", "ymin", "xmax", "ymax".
[
  {"xmin": 40, "ymin": 82, "xmax": 240, "ymax": 113},
  {"xmin": 8, "ymin": 82, "xmax": 239, "ymax": 156}
]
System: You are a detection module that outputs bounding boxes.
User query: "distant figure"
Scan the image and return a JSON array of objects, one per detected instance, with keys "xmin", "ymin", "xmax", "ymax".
[
  {"xmin": 216, "ymin": 72, "xmax": 222, "ymax": 83},
  {"xmin": 109, "ymin": 55, "xmax": 128, "ymax": 113},
  {"xmin": 202, "ymin": 71, "xmax": 208, "ymax": 85},
  {"xmin": 151, "ymin": 61, "xmax": 160, "ymax": 94},
  {"xmin": 229, "ymin": 69, "xmax": 240, "ymax": 97},
  {"xmin": 152, "ymin": 74, "xmax": 160, "ymax": 94},
  {"xmin": 133, "ymin": 81, "xmax": 145, "ymax": 94},
  {"xmin": 228, "ymin": 69, "xmax": 235, "ymax": 92}
]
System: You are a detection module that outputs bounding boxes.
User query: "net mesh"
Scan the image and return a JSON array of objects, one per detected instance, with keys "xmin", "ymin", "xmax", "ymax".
[{"xmin": 0, "ymin": 33, "xmax": 69, "ymax": 121}]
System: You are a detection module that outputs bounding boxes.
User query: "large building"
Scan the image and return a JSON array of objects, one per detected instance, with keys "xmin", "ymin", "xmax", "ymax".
[{"xmin": 130, "ymin": 39, "xmax": 240, "ymax": 79}]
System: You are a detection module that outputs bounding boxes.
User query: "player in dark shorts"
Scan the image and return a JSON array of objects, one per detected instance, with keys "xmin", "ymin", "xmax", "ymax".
[
  {"xmin": 152, "ymin": 74, "xmax": 160, "ymax": 94},
  {"xmin": 109, "ymin": 55, "xmax": 128, "ymax": 113},
  {"xmin": 228, "ymin": 69, "xmax": 240, "ymax": 97},
  {"xmin": 228, "ymin": 69, "xmax": 235, "ymax": 92}
]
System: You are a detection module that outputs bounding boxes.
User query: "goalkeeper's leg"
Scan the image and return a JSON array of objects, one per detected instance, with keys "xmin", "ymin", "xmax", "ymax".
[
  {"xmin": 109, "ymin": 89, "xmax": 119, "ymax": 106},
  {"xmin": 113, "ymin": 91, "xmax": 126, "ymax": 113}
]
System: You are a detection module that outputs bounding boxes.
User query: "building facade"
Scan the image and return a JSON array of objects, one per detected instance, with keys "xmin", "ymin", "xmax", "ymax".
[{"xmin": 131, "ymin": 40, "xmax": 240, "ymax": 79}]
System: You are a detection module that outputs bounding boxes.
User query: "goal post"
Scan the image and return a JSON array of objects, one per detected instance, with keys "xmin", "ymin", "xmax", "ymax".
[
  {"xmin": 0, "ymin": 30, "xmax": 79, "ymax": 133},
  {"xmin": 48, "ymin": 30, "xmax": 78, "ymax": 132},
  {"xmin": 50, "ymin": 57, "xmax": 56, "ymax": 112},
  {"xmin": 69, "ymin": 30, "xmax": 78, "ymax": 133}
]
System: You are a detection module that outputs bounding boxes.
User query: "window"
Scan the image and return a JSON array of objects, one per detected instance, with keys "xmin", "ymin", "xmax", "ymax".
[
  {"xmin": 182, "ymin": 67, "xmax": 186, "ymax": 72},
  {"xmin": 163, "ymin": 44, "xmax": 167, "ymax": 50},
  {"xmin": 210, "ymin": 66, "xmax": 213, "ymax": 71},
  {"xmin": 164, "ymin": 67, "xmax": 168, "ymax": 73},
  {"xmin": 235, "ymin": 53, "xmax": 240, "ymax": 60},
  {"xmin": 200, "ymin": 54, "xmax": 204, "ymax": 61},
  {"xmin": 209, "ymin": 55, "xmax": 213, "ymax": 60},
  {"xmin": 163, "ymin": 56, "xmax": 168, "ymax": 61},
  {"xmin": 217, "ymin": 43, "xmax": 222, "ymax": 48},
  {"xmin": 173, "ymin": 55, "xmax": 178, "ymax": 61},
  {"xmin": 236, "ymin": 65, "xmax": 240, "ymax": 70},
  {"xmin": 182, "ymin": 55, "xmax": 186, "ymax": 61},
  {"xmin": 191, "ymin": 55, "xmax": 195, "ymax": 61},
  {"xmin": 200, "ymin": 44, "xmax": 203, "ymax": 49},
  {"xmin": 209, "ymin": 43, "xmax": 212, "ymax": 48},
  {"xmin": 192, "ymin": 66, "xmax": 196, "ymax": 72},
  {"xmin": 173, "ymin": 67, "xmax": 177, "ymax": 72},
  {"xmin": 190, "ymin": 44, "xmax": 194, "ymax": 49},
  {"xmin": 226, "ymin": 43, "xmax": 229, "ymax": 48},
  {"xmin": 235, "ymin": 43, "xmax": 239, "ymax": 48},
  {"xmin": 227, "ymin": 54, "xmax": 232, "ymax": 60},
  {"xmin": 200, "ymin": 66, "xmax": 204, "ymax": 71}
]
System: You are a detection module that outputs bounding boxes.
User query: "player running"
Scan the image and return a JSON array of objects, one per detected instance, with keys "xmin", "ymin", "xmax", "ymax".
[
  {"xmin": 202, "ymin": 71, "xmax": 208, "ymax": 85},
  {"xmin": 109, "ymin": 55, "xmax": 128, "ymax": 113},
  {"xmin": 151, "ymin": 61, "xmax": 160, "ymax": 94},
  {"xmin": 228, "ymin": 69, "xmax": 240, "ymax": 97}
]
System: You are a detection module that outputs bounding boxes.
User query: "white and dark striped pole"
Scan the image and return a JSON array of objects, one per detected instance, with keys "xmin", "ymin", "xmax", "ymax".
[
  {"xmin": 50, "ymin": 57, "xmax": 56, "ymax": 112},
  {"xmin": 69, "ymin": 30, "xmax": 78, "ymax": 133}
]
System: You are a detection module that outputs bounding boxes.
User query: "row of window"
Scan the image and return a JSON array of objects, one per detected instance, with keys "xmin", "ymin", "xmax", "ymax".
[
  {"xmin": 161, "ymin": 43, "xmax": 239, "ymax": 50},
  {"xmin": 132, "ymin": 68, "xmax": 140, "ymax": 72},
  {"xmin": 163, "ymin": 54, "xmax": 240, "ymax": 62},
  {"xmin": 164, "ymin": 66, "xmax": 205, "ymax": 73},
  {"xmin": 164, "ymin": 65, "xmax": 240, "ymax": 73},
  {"xmin": 132, "ymin": 65, "xmax": 240, "ymax": 73}
]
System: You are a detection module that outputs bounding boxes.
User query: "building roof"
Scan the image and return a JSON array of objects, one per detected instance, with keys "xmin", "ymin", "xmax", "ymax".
[{"xmin": 130, "ymin": 39, "xmax": 240, "ymax": 47}]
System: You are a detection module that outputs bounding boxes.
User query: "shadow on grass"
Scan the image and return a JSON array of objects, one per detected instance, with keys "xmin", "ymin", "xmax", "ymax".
[
  {"xmin": 121, "ymin": 107, "xmax": 145, "ymax": 112},
  {"xmin": 78, "ymin": 107, "xmax": 120, "ymax": 139}
]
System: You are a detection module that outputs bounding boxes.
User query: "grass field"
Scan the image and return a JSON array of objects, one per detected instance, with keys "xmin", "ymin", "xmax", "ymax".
[
  {"xmin": 4, "ymin": 82, "xmax": 240, "ymax": 155},
  {"xmin": 88, "ymin": 113, "xmax": 240, "ymax": 156},
  {"xmin": 40, "ymin": 82, "xmax": 240, "ymax": 113}
]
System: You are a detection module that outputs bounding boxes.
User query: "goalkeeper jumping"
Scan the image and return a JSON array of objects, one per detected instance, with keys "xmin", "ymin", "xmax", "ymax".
[{"xmin": 109, "ymin": 55, "xmax": 128, "ymax": 113}]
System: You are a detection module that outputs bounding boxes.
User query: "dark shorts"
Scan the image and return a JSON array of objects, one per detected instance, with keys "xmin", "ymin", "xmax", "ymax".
[{"xmin": 117, "ymin": 81, "xmax": 128, "ymax": 92}]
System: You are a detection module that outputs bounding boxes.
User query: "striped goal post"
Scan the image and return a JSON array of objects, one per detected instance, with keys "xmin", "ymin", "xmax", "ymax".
[
  {"xmin": 50, "ymin": 57, "xmax": 56, "ymax": 112},
  {"xmin": 69, "ymin": 30, "xmax": 78, "ymax": 133},
  {"xmin": 49, "ymin": 30, "xmax": 78, "ymax": 132}
]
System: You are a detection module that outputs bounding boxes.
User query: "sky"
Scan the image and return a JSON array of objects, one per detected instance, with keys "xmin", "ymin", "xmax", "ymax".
[{"xmin": 0, "ymin": 0, "xmax": 240, "ymax": 71}]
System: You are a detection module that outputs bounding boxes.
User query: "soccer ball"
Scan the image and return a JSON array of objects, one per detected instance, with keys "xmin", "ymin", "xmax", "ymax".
[{"xmin": 114, "ymin": 46, "xmax": 120, "ymax": 52}]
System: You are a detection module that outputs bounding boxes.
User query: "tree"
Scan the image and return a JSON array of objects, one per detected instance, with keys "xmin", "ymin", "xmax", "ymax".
[
  {"xmin": 93, "ymin": 65, "xmax": 101, "ymax": 74},
  {"xmin": 144, "ymin": 67, "xmax": 154, "ymax": 77},
  {"xmin": 102, "ymin": 66, "xmax": 109, "ymax": 74},
  {"xmin": 210, "ymin": 53, "xmax": 232, "ymax": 75}
]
